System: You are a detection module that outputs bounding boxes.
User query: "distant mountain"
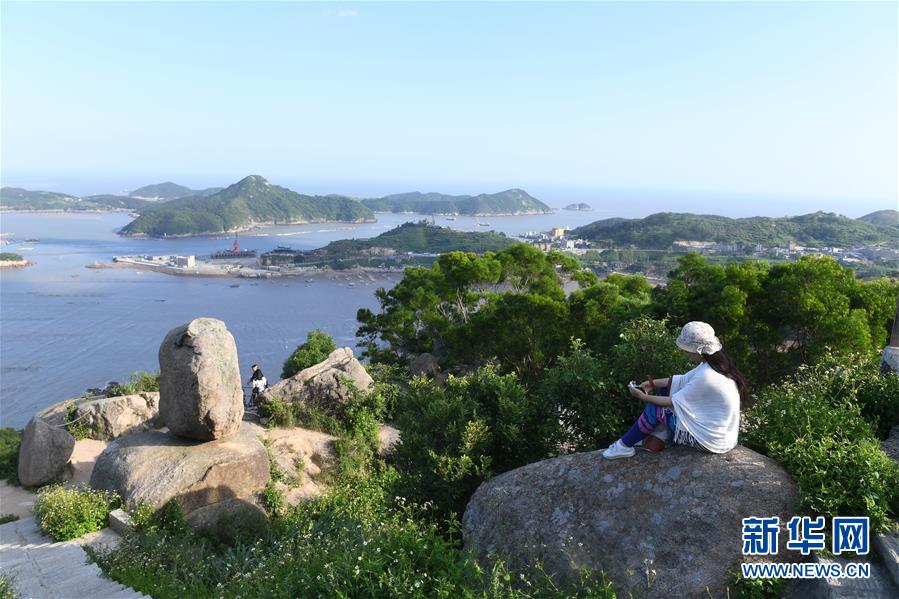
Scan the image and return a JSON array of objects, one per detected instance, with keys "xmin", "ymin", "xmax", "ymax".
[
  {"xmin": 120, "ymin": 175, "xmax": 376, "ymax": 237},
  {"xmin": 129, "ymin": 182, "xmax": 223, "ymax": 201},
  {"xmin": 361, "ymin": 189, "xmax": 552, "ymax": 216},
  {"xmin": 1, "ymin": 187, "xmax": 154, "ymax": 212},
  {"xmin": 858, "ymin": 210, "xmax": 898, "ymax": 227},
  {"xmin": 320, "ymin": 221, "xmax": 515, "ymax": 256},
  {"xmin": 571, "ymin": 211, "xmax": 899, "ymax": 249},
  {"xmin": 564, "ymin": 203, "xmax": 592, "ymax": 211}
]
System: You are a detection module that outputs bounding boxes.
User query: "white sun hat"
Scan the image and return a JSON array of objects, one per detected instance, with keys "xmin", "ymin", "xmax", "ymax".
[{"xmin": 675, "ymin": 321, "xmax": 722, "ymax": 355}]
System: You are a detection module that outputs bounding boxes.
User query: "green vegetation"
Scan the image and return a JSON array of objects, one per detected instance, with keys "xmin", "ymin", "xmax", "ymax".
[
  {"xmin": 0, "ymin": 253, "xmax": 24, "ymax": 262},
  {"xmin": 0, "ymin": 575, "xmax": 16, "ymax": 599},
  {"xmin": 858, "ymin": 209, "xmax": 898, "ymax": 227},
  {"xmin": 0, "ymin": 187, "xmax": 154, "ymax": 212},
  {"xmin": 34, "ymin": 485, "xmax": 120, "ymax": 541},
  {"xmin": 572, "ymin": 211, "xmax": 899, "ymax": 249},
  {"xmin": 321, "ymin": 221, "xmax": 515, "ymax": 256},
  {"xmin": 0, "ymin": 514, "xmax": 19, "ymax": 525},
  {"xmin": 651, "ymin": 253, "xmax": 898, "ymax": 383},
  {"xmin": 361, "ymin": 188, "xmax": 552, "ymax": 216},
  {"xmin": 129, "ymin": 181, "xmax": 221, "ymax": 200},
  {"xmin": 121, "ymin": 175, "xmax": 375, "ymax": 237},
  {"xmin": 104, "ymin": 371, "xmax": 160, "ymax": 397},
  {"xmin": 0, "ymin": 428, "xmax": 22, "ymax": 484},
  {"xmin": 65, "ymin": 403, "xmax": 93, "ymax": 441},
  {"xmin": 743, "ymin": 353, "xmax": 899, "ymax": 530},
  {"xmin": 282, "ymin": 330, "xmax": 337, "ymax": 379},
  {"xmin": 564, "ymin": 203, "xmax": 592, "ymax": 211}
]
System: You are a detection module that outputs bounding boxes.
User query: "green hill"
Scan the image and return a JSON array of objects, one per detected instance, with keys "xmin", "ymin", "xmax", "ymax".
[
  {"xmin": 361, "ymin": 189, "xmax": 552, "ymax": 215},
  {"xmin": 320, "ymin": 221, "xmax": 515, "ymax": 256},
  {"xmin": 120, "ymin": 175, "xmax": 376, "ymax": 237},
  {"xmin": 571, "ymin": 211, "xmax": 899, "ymax": 249},
  {"xmin": 1, "ymin": 187, "xmax": 154, "ymax": 212},
  {"xmin": 858, "ymin": 209, "xmax": 898, "ymax": 227},
  {"xmin": 129, "ymin": 182, "xmax": 222, "ymax": 200}
]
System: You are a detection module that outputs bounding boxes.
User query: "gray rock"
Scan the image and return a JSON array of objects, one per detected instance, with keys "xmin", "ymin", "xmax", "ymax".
[
  {"xmin": 75, "ymin": 393, "xmax": 160, "ymax": 440},
  {"xmin": 261, "ymin": 348, "xmax": 372, "ymax": 411},
  {"xmin": 89, "ymin": 421, "xmax": 270, "ymax": 520},
  {"xmin": 185, "ymin": 496, "xmax": 268, "ymax": 531},
  {"xmin": 158, "ymin": 318, "xmax": 243, "ymax": 441},
  {"xmin": 462, "ymin": 446, "xmax": 800, "ymax": 598},
  {"xmin": 17, "ymin": 417, "xmax": 76, "ymax": 486},
  {"xmin": 882, "ymin": 425, "xmax": 899, "ymax": 465}
]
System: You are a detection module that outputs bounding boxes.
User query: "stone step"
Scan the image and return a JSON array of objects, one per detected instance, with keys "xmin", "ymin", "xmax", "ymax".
[{"xmin": 0, "ymin": 516, "xmax": 147, "ymax": 599}]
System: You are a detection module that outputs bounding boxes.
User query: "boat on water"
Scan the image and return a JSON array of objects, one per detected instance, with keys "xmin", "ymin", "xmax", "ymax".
[
  {"xmin": 24, "ymin": 238, "xmax": 40, "ymax": 243},
  {"xmin": 445, "ymin": 217, "xmax": 456, "ymax": 221},
  {"xmin": 477, "ymin": 223, "xmax": 491, "ymax": 227}
]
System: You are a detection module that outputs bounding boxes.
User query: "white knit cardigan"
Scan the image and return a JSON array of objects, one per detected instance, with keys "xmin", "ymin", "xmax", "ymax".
[{"xmin": 669, "ymin": 362, "xmax": 740, "ymax": 453}]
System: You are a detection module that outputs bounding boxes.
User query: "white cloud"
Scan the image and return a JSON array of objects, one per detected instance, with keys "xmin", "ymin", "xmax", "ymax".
[{"xmin": 337, "ymin": 10, "xmax": 358, "ymax": 18}]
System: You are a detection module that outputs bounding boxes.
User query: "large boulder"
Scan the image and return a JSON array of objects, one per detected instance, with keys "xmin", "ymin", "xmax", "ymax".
[
  {"xmin": 463, "ymin": 446, "xmax": 799, "ymax": 598},
  {"xmin": 17, "ymin": 417, "xmax": 76, "ymax": 486},
  {"xmin": 89, "ymin": 421, "xmax": 269, "ymax": 520},
  {"xmin": 158, "ymin": 318, "xmax": 243, "ymax": 441},
  {"xmin": 75, "ymin": 392, "xmax": 160, "ymax": 440},
  {"xmin": 261, "ymin": 348, "xmax": 372, "ymax": 410}
]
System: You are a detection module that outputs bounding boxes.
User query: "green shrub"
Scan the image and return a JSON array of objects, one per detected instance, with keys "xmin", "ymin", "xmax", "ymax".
[
  {"xmin": 0, "ymin": 575, "xmax": 17, "ymax": 599},
  {"xmin": 725, "ymin": 566, "xmax": 786, "ymax": 599},
  {"xmin": 391, "ymin": 365, "xmax": 562, "ymax": 520},
  {"xmin": 282, "ymin": 329, "xmax": 336, "ymax": 379},
  {"xmin": 65, "ymin": 403, "xmax": 93, "ymax": 441},
  {"xmin": 608, "ymin": 316, "xmax": 692, "ymax": 389},
  {"xmin": 780, "ymin": 436, "xmax": 899, "ymax": 530},
  {"xmin": 0, "ymin": 514, "xmax": 19, "ymax": 525},
  {"xmin": 34, "ymin": 484, "xmax": 120, "ymax": 541},
  {"xmin": 0, "ymin": 428, "xmax": 22, "ymax": 484},
  {"xmin": 540, "ymin": 338, "xmax": 622, "ymax": 451},
  {"xmin": 744, "ymin": 354, "xmax": 899, "ymax": 530},
  {"xmin": 261, "ymin": 481, "xmax": 285, "ymax": 518},
  {"xmin": 105, "ymin": 371, "xmax": 160, "ymax": 397}
]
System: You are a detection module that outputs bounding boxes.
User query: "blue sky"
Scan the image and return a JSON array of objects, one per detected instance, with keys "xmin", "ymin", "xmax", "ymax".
[{"xmin": 1, "ymin": 1, "xmax": 896, "ymax": 216}]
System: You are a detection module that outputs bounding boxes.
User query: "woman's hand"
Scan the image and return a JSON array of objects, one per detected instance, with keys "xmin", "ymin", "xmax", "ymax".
[
  {"xmin": 628, "ymin": 384, "xmax": 645, "ymax": 400},
  {"xmin": 638, "ymin": 380, "xmax": 653, "ymax": 393}
]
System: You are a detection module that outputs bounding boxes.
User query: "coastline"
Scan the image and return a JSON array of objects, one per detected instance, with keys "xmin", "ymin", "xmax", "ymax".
[
  {"xmin": 0, "ymin": 259, "xmax": 32, "ymax": 269},
  {"xmin": 87, "ymin": 259, "xmax": 404, "ymax": 281},
  {"xmin": 118, "ymin": 217, "xmax": 379, "ymax": 239}
]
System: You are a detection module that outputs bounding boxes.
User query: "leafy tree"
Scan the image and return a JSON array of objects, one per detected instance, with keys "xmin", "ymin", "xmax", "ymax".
[{"xmin": 282, "ymin": 330, "xmax": 337, "ymax": 379}]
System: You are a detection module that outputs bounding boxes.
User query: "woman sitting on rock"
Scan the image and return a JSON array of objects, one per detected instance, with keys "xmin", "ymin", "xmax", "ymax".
[{"xmin": 603, "ymin": 321, "xmax": 748, "ymax": 459}]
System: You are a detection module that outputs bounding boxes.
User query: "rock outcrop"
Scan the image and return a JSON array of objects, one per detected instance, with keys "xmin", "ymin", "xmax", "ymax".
[
  {"xmin": 18, "ymin": 417, "xmax": 76, "ymax": 486},
  {"xmin": 265, "ymin": 427, "xmax": 336, "ymax": 506},
  {"xmin": 462, "ymin": 446, "xmax": 799, "ymax": 598},
  {"xmin": 90, "ymin": 421, "xmax": 269, "ymax": 520},
  {"xmin": 75, "ymin": 393, "xmax": 159, "ymax": 440},
  {"xmin": 261, "ymin": 348, "xmax": 372, "ymax": 411},
  {"xmin": 158, "ymin": 318, "xmax": 243, "ymax": 441}
]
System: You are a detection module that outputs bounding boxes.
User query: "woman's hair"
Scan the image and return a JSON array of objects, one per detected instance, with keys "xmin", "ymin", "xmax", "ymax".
[{"xmin": 701, "ymin": 350, "xmax": 751, "ymax": 407}]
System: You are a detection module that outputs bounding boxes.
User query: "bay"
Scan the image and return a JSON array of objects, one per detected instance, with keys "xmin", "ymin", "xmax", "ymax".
[{"xmin": 0, "ymin": 209, "xmax": 602, "ymax": 427}]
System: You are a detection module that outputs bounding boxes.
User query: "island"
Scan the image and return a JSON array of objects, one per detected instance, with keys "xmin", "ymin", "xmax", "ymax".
[
  {"xmin": 564, "ymin": 203, "xmax": 592, "ymax": 211},
  {"xmin": 128, "ymin": 182, "xmax": 222, "ymax": 201},
  {"xmin": 0, "ymin": 252, "xmax": 31, "ymax": 268},
  {"xmin": 0, "ymin": 188, "xmax": 154, "ymax": 213},
  {"xmin": 360, "ymin": 189, "xmax": 552, "ymax": 216},
  {"xmin": 119, "ymin": 175, "xmax": 376, "ymax": 238}
]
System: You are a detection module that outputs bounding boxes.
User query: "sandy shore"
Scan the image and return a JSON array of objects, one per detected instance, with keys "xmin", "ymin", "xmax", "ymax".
[{"xmin": 0, "ymin": 260, "xmax": 32, "ymax": 269}]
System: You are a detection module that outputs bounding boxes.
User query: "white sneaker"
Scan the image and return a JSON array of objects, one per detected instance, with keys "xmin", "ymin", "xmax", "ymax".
[{"xmin": 603, "ymin": 439, "xmax": 635, "ymax": 460}]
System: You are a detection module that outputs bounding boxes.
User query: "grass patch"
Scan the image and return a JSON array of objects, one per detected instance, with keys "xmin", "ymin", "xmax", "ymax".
[
  {"xmin": 34, "ymin": 484, "xmax": 120, "ymax": 541},
  {"xmin": 0, "ymin": 428, "xmax": 22, "ymax": 484},
  {"xmin": 65, "ymin": 403, "xmax": 93, "ymax": 441}
]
